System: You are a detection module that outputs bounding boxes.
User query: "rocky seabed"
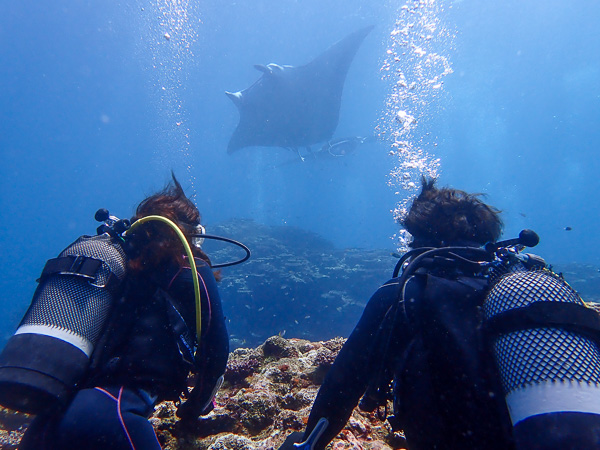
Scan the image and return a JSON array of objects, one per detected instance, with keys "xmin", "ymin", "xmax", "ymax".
[{"xmin": 0, "ymin": 336, "xmax": 406, "ymax": 450}]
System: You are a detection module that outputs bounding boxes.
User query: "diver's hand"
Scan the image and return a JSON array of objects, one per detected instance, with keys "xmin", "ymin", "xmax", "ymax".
[
  {"xmin": 281, "ymin": 417, "xmax": 329, "ymax": 450},
  {"xmin": 278, "ymin": 431, "xmax": 304, "ymax": 450},
  {"xmin": 176, "ymin": 398, "xmax": 214, "ymax": 423},
  {"xmin": 175, "ymin": 403, "xmax": 215, "ymax": 433},
  {"xmin": 175, "ymin": 415, "xmax": 199, "ymax": 433}
]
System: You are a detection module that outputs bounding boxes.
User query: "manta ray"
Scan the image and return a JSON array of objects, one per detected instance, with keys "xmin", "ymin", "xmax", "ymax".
[{"xmin": 226, "ymin": 25, "xmax": 374, "ymax": 154}]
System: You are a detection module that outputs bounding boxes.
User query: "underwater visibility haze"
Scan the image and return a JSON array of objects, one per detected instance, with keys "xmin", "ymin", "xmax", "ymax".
[{"xmin": 1, "ymin": 0, "xmax": 599, "ymax": 347}]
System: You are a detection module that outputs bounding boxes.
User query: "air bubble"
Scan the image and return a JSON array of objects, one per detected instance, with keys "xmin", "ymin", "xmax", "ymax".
[{"xmin": 378, "ymin": 0, "xmax": 454, "ymax": 252}]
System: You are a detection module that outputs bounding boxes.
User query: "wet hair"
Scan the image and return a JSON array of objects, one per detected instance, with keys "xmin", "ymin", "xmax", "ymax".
[
  {"xmin": 401, "ymin": 177, "xmax": 503, "ymax": 248},
  {"xmin": 127, "ymin": 173, "xmax": 217, "ymax": 277}
]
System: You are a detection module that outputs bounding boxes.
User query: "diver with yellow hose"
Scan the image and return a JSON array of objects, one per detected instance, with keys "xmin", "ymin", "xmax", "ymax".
[{"xmin": 0, "ymin": 174, "xmax": 249, "ymax": 449}]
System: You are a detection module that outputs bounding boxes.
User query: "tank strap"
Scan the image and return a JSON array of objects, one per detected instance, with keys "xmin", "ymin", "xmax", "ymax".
[
  {"xmin": 38, "ymin": 255, "xmax": 121, "ymax": 293},
  {"xmin": 39, "ymin": 255, "xmax": 102, "ymax": 281},
  {"xmin": 486, "ymin": 301, "xmax": 600, "ymax": 342}
]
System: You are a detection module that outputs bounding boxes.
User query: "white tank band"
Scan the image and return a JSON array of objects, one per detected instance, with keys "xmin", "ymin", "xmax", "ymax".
[
  {"xmin": 15, "ymin": 325, "xmax": 93, "ymax": 357},
  {"xmin": 507, "ymin": 379, "xmax": 600, "ymax": 425}
]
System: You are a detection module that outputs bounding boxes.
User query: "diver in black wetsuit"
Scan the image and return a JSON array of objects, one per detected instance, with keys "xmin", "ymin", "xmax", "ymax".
[
  {"xmin": 281, "ymin": 136, "xmax": 375, "ymax": 164},
  {"xmin": 317, "ymin": 136, "xmax": 374, "ymax": 157},
  {"xmin": 18, "ymin": 176, "xmax": 229, "ymax": 450},
  {"xmin": 289, "ymin": 178, "xmax": 513, "ymax": 450},
  {"xmin": 281, "ymin": 177, "xmax": 600, "ymax": 450}
]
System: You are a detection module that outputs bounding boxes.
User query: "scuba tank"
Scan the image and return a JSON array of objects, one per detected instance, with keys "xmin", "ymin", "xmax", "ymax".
[
  {"xmin": 483, "ymin": 235, "xmax": 600, "ymax": 434},
  {"xmin": 0, "ymin": 210, "xmax": 129, "ymax": 414}
]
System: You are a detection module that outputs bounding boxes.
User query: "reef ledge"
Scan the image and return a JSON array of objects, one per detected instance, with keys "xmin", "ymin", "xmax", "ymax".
[{"xmin": 0, "ymin": 336, "xmax": 406, "ymax": 450}]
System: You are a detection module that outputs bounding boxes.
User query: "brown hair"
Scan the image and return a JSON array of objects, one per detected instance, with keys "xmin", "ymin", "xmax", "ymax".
[
  {"xmin": 402, "ymin": 177, "xmax": 503, "ymax": 248},
  {"xmin": 127, "ymin": 173, "xmax": 218, "ymax": 278}
]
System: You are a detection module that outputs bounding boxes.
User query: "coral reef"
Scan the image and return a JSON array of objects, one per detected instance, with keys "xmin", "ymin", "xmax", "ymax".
[
  {"xmin": 158, "ymin": 336, "xmax": 404, "ymax": 449},
  {"xmin": 554, "ymin": 262, "xmax": 600, "ymax": 303},
  {"xmin": 0, "ymin": 405, "xmax": 29, "ymax": 449},
  {"xmin": 209, "ymin": 220, "xmax": 397, "ymax": 349},
  {"xmin": 0, "ymin": 336, "xmax": 405, "ymax": 450}
]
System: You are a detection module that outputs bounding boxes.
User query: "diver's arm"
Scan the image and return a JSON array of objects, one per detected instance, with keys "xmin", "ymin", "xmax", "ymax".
[
  {"xmin": 168, "ymin": 262, "xmax": 229, "ymax": 420},
  {"xmin": 301, "ymin": 280, "xmax": 402, "ymax": 450},
  {"xmin": 188, "ymin": 264, "xmax": 229, "ymax": 414}
]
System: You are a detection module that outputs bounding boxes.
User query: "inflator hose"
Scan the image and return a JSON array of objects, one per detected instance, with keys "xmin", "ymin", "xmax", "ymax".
[{"xmin": 126, "ymin": 216, "xmax": 202, "ymax": 344}]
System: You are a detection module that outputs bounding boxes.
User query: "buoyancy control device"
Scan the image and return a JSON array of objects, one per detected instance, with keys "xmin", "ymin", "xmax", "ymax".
[{"xmin": 0, "ymin": 230, "xmax": 128, "ymax": 414}]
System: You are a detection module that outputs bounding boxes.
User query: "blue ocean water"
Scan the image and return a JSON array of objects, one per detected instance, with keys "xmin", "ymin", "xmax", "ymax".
[{"xmin": 1, "ymin": 0, "xmax": 599, "ymax": 344}]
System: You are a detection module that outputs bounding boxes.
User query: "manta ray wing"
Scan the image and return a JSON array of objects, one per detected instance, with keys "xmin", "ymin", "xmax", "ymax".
[{"xmin": 226, "ymin": 25, "xmax": 374, "ymax": 154}]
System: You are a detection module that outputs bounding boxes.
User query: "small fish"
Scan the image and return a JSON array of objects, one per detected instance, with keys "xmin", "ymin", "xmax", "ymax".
[
  {"xmin": 278, "ymin": 330, "xmax": 287, "ymax": 337},
  {"xmin": 231, "ymin": 337, "xmax": 247, "ymax": 346},
  {"xmin": 564, "ymin": 226, "xmax": 572, "ymax": 231}
]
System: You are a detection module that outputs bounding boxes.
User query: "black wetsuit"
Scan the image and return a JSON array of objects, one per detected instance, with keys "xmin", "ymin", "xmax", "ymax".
[
  {"xmin": 303, "ymin": 267, "xmax": 514, "ymax": 450},
  {"xmin": 20, "ymin": 258, "xmax": 229, "ymax": 450}
]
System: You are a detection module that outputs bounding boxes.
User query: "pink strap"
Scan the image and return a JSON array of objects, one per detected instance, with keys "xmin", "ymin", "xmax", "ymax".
[{"xmin": 117, "ymin": 386, "xmax": 136, "ymax": 450}]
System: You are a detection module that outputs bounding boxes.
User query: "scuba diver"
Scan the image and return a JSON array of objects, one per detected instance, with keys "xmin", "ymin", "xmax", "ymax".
[
  {"xmin": 280, "ymin": 177, "xmax": 600, "ymax": 450},
  {"xmin": 317, "ymin": 136, "xmax": 375, "ymax": 157},
  {"xmin": 283, "ymin": 136, "xmax": 376, "ymax": 163},
  {"xmin": 0, "ymin": 174, "xmax": 249, "ymax": 449}
]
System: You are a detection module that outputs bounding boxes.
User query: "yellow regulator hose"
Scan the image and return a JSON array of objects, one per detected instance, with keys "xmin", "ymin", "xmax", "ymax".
[{"xmin": 126, "ymin": 215, "xmax": 202, "ymax": 346}]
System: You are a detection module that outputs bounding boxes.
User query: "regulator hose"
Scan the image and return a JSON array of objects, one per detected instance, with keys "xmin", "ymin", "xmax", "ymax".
[{"xmin": 126, "ymin": 215, "xmax": 203, "ymax": 344}]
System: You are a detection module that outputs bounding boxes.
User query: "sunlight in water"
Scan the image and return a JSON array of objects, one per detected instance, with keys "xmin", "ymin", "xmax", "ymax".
[{"xmin": 379, "ymin": 0, "xmax": 454, "ymax": 250}]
